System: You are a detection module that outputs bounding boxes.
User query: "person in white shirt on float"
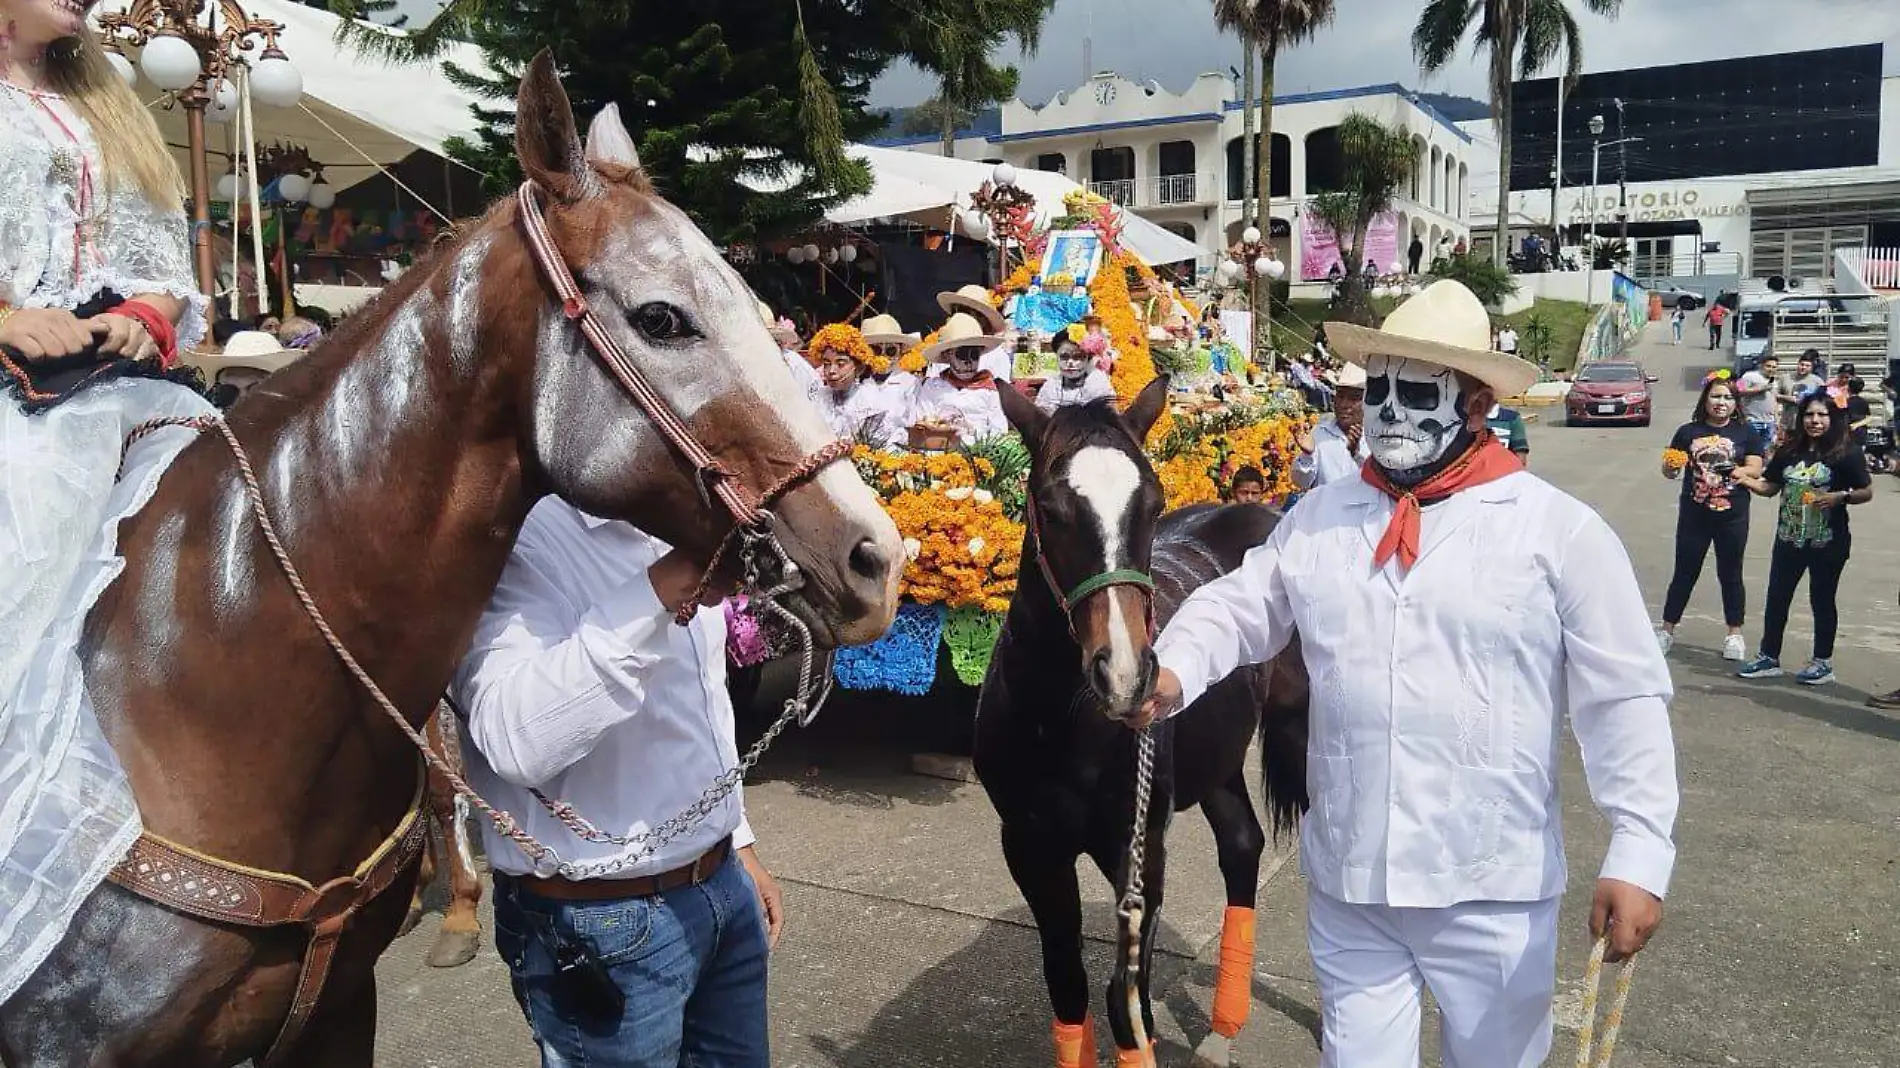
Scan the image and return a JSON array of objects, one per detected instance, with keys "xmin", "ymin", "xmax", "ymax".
[
  {"xmin": 760, "ymin": 301, "xmax": 817, "ymax": 395},
  {"xmin": 859, "ymin": 312, "xmax": 923, "ymax": 408},
  {"xmin": 1034, "ymin": 335, "xmax": 1116, "ymax": 414},
  {"xmin": 936, "ymin": 285, "xmax": 1015, "ymax": 382},
  {"xmin": 451, "ymin": 504, "xmax": 785, "ymax": 1067},
  {"xmin": 1136, "ymin": 281, "xmax": 1678, "ymax": 1068},
  {"xmin": 807, "ymin": 322, "xmax": 902, "ymax": 447},
  {"xmin": 904, "ymin": 312, "xmax": 1011, "ymax": 443},
  {"xmin": 1291, "ymin": 360, "xmax": 1369, "ymax": 489}
]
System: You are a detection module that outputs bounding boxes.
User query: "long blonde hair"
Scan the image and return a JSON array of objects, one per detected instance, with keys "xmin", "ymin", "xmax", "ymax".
[{"xmin": 44, "ymin": 30, "xmax": 183, "ymax": 213}]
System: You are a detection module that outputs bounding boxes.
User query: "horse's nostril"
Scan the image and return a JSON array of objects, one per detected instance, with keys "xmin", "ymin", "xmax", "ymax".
[
  {"xmin": 848, "ymin": 537, "xmax": 889, "ymax": 581},
  {"xmin": 1088, "ymin": 650, "xmax": 1114, "ymax": 696}
]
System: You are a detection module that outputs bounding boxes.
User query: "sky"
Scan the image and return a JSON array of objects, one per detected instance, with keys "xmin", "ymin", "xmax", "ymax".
[
  {"xmin": 378, "ymin": 1, "xmax": 1900, "ymax": 110},
  {"xmin": 864, "ymin": 0, "xmax": 1900, "ymax": 109}
]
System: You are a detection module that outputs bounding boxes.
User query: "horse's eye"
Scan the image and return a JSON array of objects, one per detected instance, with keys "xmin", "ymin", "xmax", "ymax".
[{"xmin": 631, "ymin": 302, "xmax": 698, "ymax": 342}]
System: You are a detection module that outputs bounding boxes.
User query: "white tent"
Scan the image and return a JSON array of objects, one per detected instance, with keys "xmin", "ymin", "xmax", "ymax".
[
  {"xmin": 95, "ymin": 0, "xmax": 487, "ymax": 194},
  {"xmin": 846, "ymin": 145, "xmax": 1206, "ymax": 268}
]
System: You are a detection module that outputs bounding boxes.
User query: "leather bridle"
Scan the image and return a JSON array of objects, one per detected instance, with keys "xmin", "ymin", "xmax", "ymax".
[{"xmin": 513, "ymin": 180, "xmax": 852, "ymax": 623}]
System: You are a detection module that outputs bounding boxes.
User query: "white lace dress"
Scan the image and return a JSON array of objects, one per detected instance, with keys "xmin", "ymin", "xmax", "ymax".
[{"xmin": 0, "ymin": 81, "xmax": 213, "ymax": 1003}]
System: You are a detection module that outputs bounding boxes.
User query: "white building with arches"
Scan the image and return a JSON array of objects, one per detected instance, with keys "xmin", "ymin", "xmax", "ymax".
[{"xmin": 877, "ymin": 72, "xmax": 1475, "ymax": 279}]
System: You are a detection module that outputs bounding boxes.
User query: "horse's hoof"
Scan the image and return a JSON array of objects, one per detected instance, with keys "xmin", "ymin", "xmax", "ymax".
[
  {"xmin": 396, "ymin": 906, "xmax": 424, "ymax": 938},
  {"xmin": 425, "ymin": 927, "xmax": 482, "ymax": 968},
  {"xmin": 1192, "ymin": 1032, "xmax": 1234, "ymax": 1067}
]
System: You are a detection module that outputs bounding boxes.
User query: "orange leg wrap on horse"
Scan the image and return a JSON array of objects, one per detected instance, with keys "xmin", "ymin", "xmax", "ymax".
[
  {"xmin": 1113, "ymin": 1039, "xmax": 1158, "ymax": 1067},
  {"xmin": 1211, "ymin": 905, "xmax": 1257, "ymax": 1038},
  {"xmin": 1052, "ymin": 1018, "xmax": 1096, "ymax": 1068}
]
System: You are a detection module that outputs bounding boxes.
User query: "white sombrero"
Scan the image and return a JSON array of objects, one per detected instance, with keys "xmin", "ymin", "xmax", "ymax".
[
  {"xmin": 921, "ymin": 312, "xmax": 1003, "ymax": 364},
  {"xmin": 220, "ymin": 330, "xmax": 292, "ymax": 360},
  {"xmin": 1323, "ymin": 362, "xmax": 1368, "ymax": 389},
  {"xmin": 1324, "ymin": 280, "xmax": 1539, "ymax": 398},
  {"xmin": 936, "ymin": 284, "xmax": 1007, "ymax": 334},
  {"xmin": 860, "ymin": 313, "xmax": 920, "ymax": 349},
  {"xmin": 757, "ymin": 300, "xmax": 799, "ymax": 346}
]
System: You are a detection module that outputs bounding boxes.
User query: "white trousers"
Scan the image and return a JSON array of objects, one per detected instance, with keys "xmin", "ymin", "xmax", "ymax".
[{"xmin": 1308, "ymin": 886, "xmax": 1559, "ymax": 1068}]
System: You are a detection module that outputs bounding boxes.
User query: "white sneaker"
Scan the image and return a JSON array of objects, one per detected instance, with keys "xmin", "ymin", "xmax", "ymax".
[
  {"xmin": 1723, "ymin": 634, "xmax": 1747, "ymax": 661},
  {"xmin": 1656, "ymin": 628, "xmax": 1674, "ymax": 655}
]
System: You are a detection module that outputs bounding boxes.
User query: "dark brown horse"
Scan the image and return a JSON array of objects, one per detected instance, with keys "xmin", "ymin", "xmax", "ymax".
[
  {"xmin": 977, "ymin": 381, "xmax": 1308, "ymax": 1068},
  {"xmin": 0, "ymin": 53, "xmax": 901, "ymax": 1067}
]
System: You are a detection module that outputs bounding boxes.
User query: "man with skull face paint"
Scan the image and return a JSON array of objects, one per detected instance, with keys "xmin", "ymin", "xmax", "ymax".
[{"xmin": 1140, "ymin": 282, "xmax": 1678, "ymax": 1068}]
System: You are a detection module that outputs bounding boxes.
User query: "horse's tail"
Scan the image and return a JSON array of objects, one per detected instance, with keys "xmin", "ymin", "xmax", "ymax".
[{"xmin": 1253, "ymin": 635, "xmax": 1311, "ymax": 841}]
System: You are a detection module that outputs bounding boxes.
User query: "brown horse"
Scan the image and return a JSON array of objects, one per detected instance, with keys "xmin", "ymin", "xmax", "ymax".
[
  {"xmin": 0, "ymin": 53, "xmax": 901, "ymax": 1068},
  {"xmin": 395, "ymin": 707, "xmax": 485, "ymax": 969}
]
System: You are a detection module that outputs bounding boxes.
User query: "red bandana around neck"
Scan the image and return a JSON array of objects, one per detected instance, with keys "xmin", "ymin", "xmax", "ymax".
[
  {"xmin": 1359, "ymin": 432, "xmax": 1523, "ymax": 571},
  {"xmin": 946, "ymin": 370, "xmax": 997, "ymax": 391}
]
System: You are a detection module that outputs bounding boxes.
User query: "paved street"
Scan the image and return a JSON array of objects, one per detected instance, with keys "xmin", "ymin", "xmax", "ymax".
[{"xmin": 373, "ymin": 319, "xmax": 1900, "ymax": 1067}]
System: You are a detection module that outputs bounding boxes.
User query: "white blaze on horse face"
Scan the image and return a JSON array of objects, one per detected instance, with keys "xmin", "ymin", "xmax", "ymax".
[
  {"xmin": 1064, "ymin": 445, "xmax": 1145, "ymax": 701},
  {"xmin": 1362, "ymin": 355, "xmax": 1464, "ymax": 473}
]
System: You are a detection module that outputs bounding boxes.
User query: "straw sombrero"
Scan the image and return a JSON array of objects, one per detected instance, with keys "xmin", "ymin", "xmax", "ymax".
[
  {"xmin": 220, "ymin": 330, "xmax": 291, "ymax": 360},
  {"xmin": 860, "ymin": 313, "xmax": 920, "ymax": 349},
  {"xmin": 1323, "ymin": 362, "xmax": 1368, "ymax": 389},
  {"xmin": 1324, "ymin": 281, "xmax": 1539, "ymax": 398},
  {"xmin": 921, "ymin": 312, "xmax": 1003, "ymax": 364},
  {"xmin": 757, "ymin": 300, "xmax": 799, "ymax": 346},
  {"xmin": 936, "ymin": 284, "xmax": 1007, "ymax": 334}
]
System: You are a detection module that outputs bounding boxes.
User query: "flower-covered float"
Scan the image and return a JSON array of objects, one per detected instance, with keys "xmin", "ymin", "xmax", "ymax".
[{"xmin": 729, "ymin": 190, "xmax": 1318, "ymax": 697}]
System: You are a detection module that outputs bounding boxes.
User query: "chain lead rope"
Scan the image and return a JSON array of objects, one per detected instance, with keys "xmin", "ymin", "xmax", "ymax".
[{"xmin": 1118, "ymin": 726, "xmax": 1157, "ymax": 1060}]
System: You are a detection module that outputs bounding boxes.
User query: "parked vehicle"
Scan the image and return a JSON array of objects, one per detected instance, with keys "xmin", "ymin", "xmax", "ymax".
[
  {"xmin": 1565, "ymin": 360, "xmax": 1658, "ymax": 427},
  {"xmin": 1653, "ymin": 285, "xmax": 1706, "ymax": 310},
  {"xmin": 1730, "ymin": 278, "xmax": 1890, "ymax": 377}
]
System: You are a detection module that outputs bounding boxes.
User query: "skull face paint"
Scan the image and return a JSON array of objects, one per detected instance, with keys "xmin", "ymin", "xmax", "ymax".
[{"xmin": 1362, "ymin": 355, "xmax": 1466, "ymax": 476}]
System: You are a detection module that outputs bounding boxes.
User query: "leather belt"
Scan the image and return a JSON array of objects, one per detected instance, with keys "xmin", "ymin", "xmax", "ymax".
[{"xmin": 515, "ymin": 836, "xmax": 733, "ymax": 901}]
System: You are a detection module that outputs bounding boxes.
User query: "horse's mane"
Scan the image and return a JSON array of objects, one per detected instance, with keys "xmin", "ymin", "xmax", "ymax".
[{"xmin": 1042, "ymin": 397, "xmax": 1139, "ymax": 457}]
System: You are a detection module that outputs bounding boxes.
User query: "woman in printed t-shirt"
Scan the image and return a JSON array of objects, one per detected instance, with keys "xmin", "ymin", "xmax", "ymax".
[
  {"xmin": 1657, "ymin": 372, "xmax": 1764, "ymax": 661},
  {"xmin": 1732, "ymin": 390, "xmax": 1874, "ymax": 685}
]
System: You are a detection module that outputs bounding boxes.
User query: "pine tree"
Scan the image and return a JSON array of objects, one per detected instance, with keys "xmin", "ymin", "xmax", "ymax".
[{"xmin": 438, "ymin": 1, "xmax": 904, "ymax": 246}]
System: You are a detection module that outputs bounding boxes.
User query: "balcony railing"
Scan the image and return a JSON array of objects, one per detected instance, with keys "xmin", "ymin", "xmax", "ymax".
[
  {"xmin": 1084, "ymin": 174, "xmax": 1213, "ymax": 208},
  {"xmin": 1088, "ymin": 178, "xmax": 1136, "ymax": 207},
  {"xmin": 1149, "ymin": 173, "xmax": 1202, "ymax": 205}
]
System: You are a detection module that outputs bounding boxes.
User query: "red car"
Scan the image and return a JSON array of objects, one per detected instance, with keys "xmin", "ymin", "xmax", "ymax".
[{"xmin": 1565, "ymin": 361, "xmax": 1658, "ymax": 427}]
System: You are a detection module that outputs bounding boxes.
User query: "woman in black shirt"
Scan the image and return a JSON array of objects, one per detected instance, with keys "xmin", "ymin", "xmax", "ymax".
[
  {"xmin": 1658, "ymin": 373, "xmax": 1765, "ymax": 660},
  {"xmin": 1733, "ymin": 391, "xmax": 1874, "ymax": 684}
]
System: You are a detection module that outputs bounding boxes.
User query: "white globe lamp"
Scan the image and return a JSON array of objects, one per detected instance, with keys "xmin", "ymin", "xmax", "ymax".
[
  {"xmin": 307, "ymin": 181, "xmax": 336, "ymax": 210},
  {"xmin": 991, "ymin": 162, "xmax": 1017, "ymax": 187},
  {"xmin": 1215, "ymin": 260, "xmax": 1242, "ymax": 286},
  {"xmin": 140, "ymin": 33, "xmax": 202, "ymax": 92},
  {"xmin": 839, "ymin": 244, "xmax": 858, "ymax": 263},
  {"xmin": 1265, "ymin": 258, "xmax": 1286, "ymax": 280},
  {"xmin": 800, "ymin": 243, "xmax": 820, "ymax": 262},
  {"xmin": 205, "ymin": 79, "xmax": 239, "ymax": 124},
  {"xmin": 1372, "ymin": 285, "xmax": 1393, "ymax": 300},
  {"xmin": 104, "ymin": 49, "xmax": 137, "ymax": 89},
  {"xmin": 1389, "ymin": 260, "xmax": 1405, "ymax": 275},
  {"xmin": 216, "ymin": 173, "xmax": 240, "ymax": 202},
  {"xmin": 1252, "ymin": 255, "xmax": 1273, "ymax": 277},
  {"xmin": 960, "ymin": 208, "xmax": 990, "ymax": 239},
  {"xmin": 277, "ymin": 172, "xmax": 312, "ymax": 203},
  {"xmin": 1241, "ymin": 225, "xmax": 1262, "ymax": 246},
  {"xmin": 786, "ymin": 245, "xmax": 805, "ymax": 265},
  {"xmin": 823, "ymin": 247, "xmax": 839, "ymax": 265},
  {"xmin": 248, "ymin": 50, "xmax": 303, "ymax": 108}
]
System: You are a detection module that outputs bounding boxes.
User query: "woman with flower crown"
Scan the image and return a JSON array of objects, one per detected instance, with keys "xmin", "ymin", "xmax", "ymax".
[
  {"xmin": 0, "ymin": 0, "xmax": 215, "ymax": 1003},
  {"xmin": 808, "ymin": 322, "xmax": 901, "ymax": 447}
]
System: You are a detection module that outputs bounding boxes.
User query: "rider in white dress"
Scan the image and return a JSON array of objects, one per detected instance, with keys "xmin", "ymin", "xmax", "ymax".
[
  {"xmin": 807, "ymin": 323, "xmax": 900, "ymax": 447},
  {"xmin": 904, "ymin": 312, "xmax": 1010, "ymax": 444},
  {"xmin": 1034, "ymin": 337, "xmax": 1116, "ymax": 414},
  {"xmin": 0, "ymin": 12, "xmax": 212, "ymax": 1003}
]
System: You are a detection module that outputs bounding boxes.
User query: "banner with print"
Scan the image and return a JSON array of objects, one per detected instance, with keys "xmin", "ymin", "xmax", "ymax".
[{"xmin": 1300, "ymin": 211, "xmax": 1401, "ymax": 281}]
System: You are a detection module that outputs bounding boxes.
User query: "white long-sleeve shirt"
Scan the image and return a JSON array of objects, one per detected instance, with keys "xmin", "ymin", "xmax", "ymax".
[
  {"xmin": 1034, "ymin": 369, "xmax": 1116, "ymax": 414},
  {"xmin": 1154, "ymin": 472, "xmax": 1678, "ymax": 908},
  {"xmin": 812, "ymin": 381, "xmax": 900, "ymax": 446},
  {"xmin": 449, "ymin": 500, "xmax": 753, "ymax": 879},
  {"xmin": 1291, "ymin": 415, "xmax": 1367, "ymax": 490},
  {"xmin": 904, "ymin": 375, "xmax": 1010, "ymax": 443}
]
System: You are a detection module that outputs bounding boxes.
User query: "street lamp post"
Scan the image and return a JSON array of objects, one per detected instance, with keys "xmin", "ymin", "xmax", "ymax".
[
  {"xmin": 1614, "ymin": 98, "xmax": 1629, "ymax": 249},
  {"xmin": 98, "ymin": 1, "xmax": 302, "ymax": 309},
  {"xmin": 1587, "ymin": 113, "xmax": 1604, "ymax": 307},
  {"xmin": 1215, "ymin": 225, "xmax": 1284, "ymax": 374}
]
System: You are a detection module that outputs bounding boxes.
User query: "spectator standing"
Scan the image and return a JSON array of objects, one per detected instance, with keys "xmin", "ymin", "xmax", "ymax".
[
  {"xmin": 1487, "ymin": 402, "xmax": 1531, "ymax": 463},
  {"xmin": 1407, "ymin": 236, "xmax": 1424, "ymax": 275},
  {"xmin": 1733, "ymin": 394, "xmax": 1874, "ymax": 685},
  {"xmin": 1670, "ymin": 306, "xmax": 1686, "ymax": 345},
  {"xmin": 1704, "ymin": 302, "xmax": 1730, "ymax": 350},
  {"xmin": 1496, "ymin": 323, "xmax": 1519, "ymax": 357},
  {"xmin": 1229, "ymin": 466, "xmax": 1267, "ymax": 504},
  {"xmin": 1658, "ymin": 373, "xmax": 1764, "ymax": 659},
  {"xmin": 1736, "ymin": 355, "xmax": 1781, "ymax": 454}
]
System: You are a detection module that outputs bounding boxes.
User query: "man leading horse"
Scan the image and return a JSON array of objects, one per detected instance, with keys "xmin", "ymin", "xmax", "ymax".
[{"xmin": 1137, "ymin": 280, "xmax": 1679, "ymax": 1068}]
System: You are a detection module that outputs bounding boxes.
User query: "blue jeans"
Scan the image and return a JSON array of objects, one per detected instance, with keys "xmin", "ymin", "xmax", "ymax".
[
  {"xmin": 493, "ymin": 853, "xmax": 770, "ymax": 1068},
  {"xmin": 1749, "ymin": 419, "xmax": 1779, "ymax": 450}
]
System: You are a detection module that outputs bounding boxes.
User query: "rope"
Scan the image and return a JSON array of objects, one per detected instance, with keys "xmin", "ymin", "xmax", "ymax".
[
  {"xmin": 297, "ymin": 103, "xmax": 456, "ymax": 225},
  {"xmin": 1573, "ymin": 936, "xmax": 1637, "ymax": 1068}
]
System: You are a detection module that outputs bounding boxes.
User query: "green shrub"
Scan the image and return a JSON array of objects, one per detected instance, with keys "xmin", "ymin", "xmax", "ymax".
[{"xmin": 1428, "ymin": 253, "xmax": 1519, "ymax": 307}]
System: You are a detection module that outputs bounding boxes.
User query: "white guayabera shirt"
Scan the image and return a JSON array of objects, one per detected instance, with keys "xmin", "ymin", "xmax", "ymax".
[
  {"xmin": 450, "ymin": 500, "xmax": 755, "ymax": 880},
  {"xmin": 1155, "ymin": 471, "xmax": 1680, "ymax": 908}
]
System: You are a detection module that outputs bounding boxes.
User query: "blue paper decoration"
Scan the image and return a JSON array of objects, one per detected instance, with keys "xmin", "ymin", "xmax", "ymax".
[{"xmin": 833, "ymin": 601, "xmax": 945, "ymax": 695}]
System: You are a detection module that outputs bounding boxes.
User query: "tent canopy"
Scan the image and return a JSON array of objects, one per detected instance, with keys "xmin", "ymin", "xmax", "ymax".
[{"xmin": 96, "ymin": 0, "xmax": 488, "ymax": 193}]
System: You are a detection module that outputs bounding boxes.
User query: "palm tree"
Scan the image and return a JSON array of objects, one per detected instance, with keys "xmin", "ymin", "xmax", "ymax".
[
  {"xmin": 1308, "ymin": 113, "xmax": 1421, "ymax": 325},
  {"xmin": 1213, "ymin": 1, "xmax": 1337, "ymax": 359},
  {"xmin": 904, "ymin": 0, "xmax": 1053, "ymax": 159},
  {"xmin": 1414, "ymin": 0, "xmax": 1622, "ymax": 267}
]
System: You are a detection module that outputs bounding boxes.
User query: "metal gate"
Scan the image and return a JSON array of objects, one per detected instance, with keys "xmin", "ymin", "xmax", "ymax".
[{"xmin": 1750, "ymin": 226, "xmax": 1869, "ymax": 281}]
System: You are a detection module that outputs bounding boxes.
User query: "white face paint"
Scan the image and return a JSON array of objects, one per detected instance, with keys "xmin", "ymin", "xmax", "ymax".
[
  {"xmin": 1362, "ymin": 355, "xmax": 1466, "ymax": 474},
  {"xmin": 1063, "ymin": 445, "xmax": 1145, "ymax": 704}
]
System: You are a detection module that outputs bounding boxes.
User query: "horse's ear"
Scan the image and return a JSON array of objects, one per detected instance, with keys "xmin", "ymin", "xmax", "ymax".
[
  {"xmin": 585, "ymin": 103, "xmax": 642, "ymax": 172},
  {"xmin": 997, "ymin": 380, "xmax": 1049, "ymax": 446},
  {"xmin": 514, "ymin": 49, "xmax": 594, "ymax": 201},
  {"xmin": 1122, "ymin": 375, "xmax": 1170, "ymax": 442}
]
